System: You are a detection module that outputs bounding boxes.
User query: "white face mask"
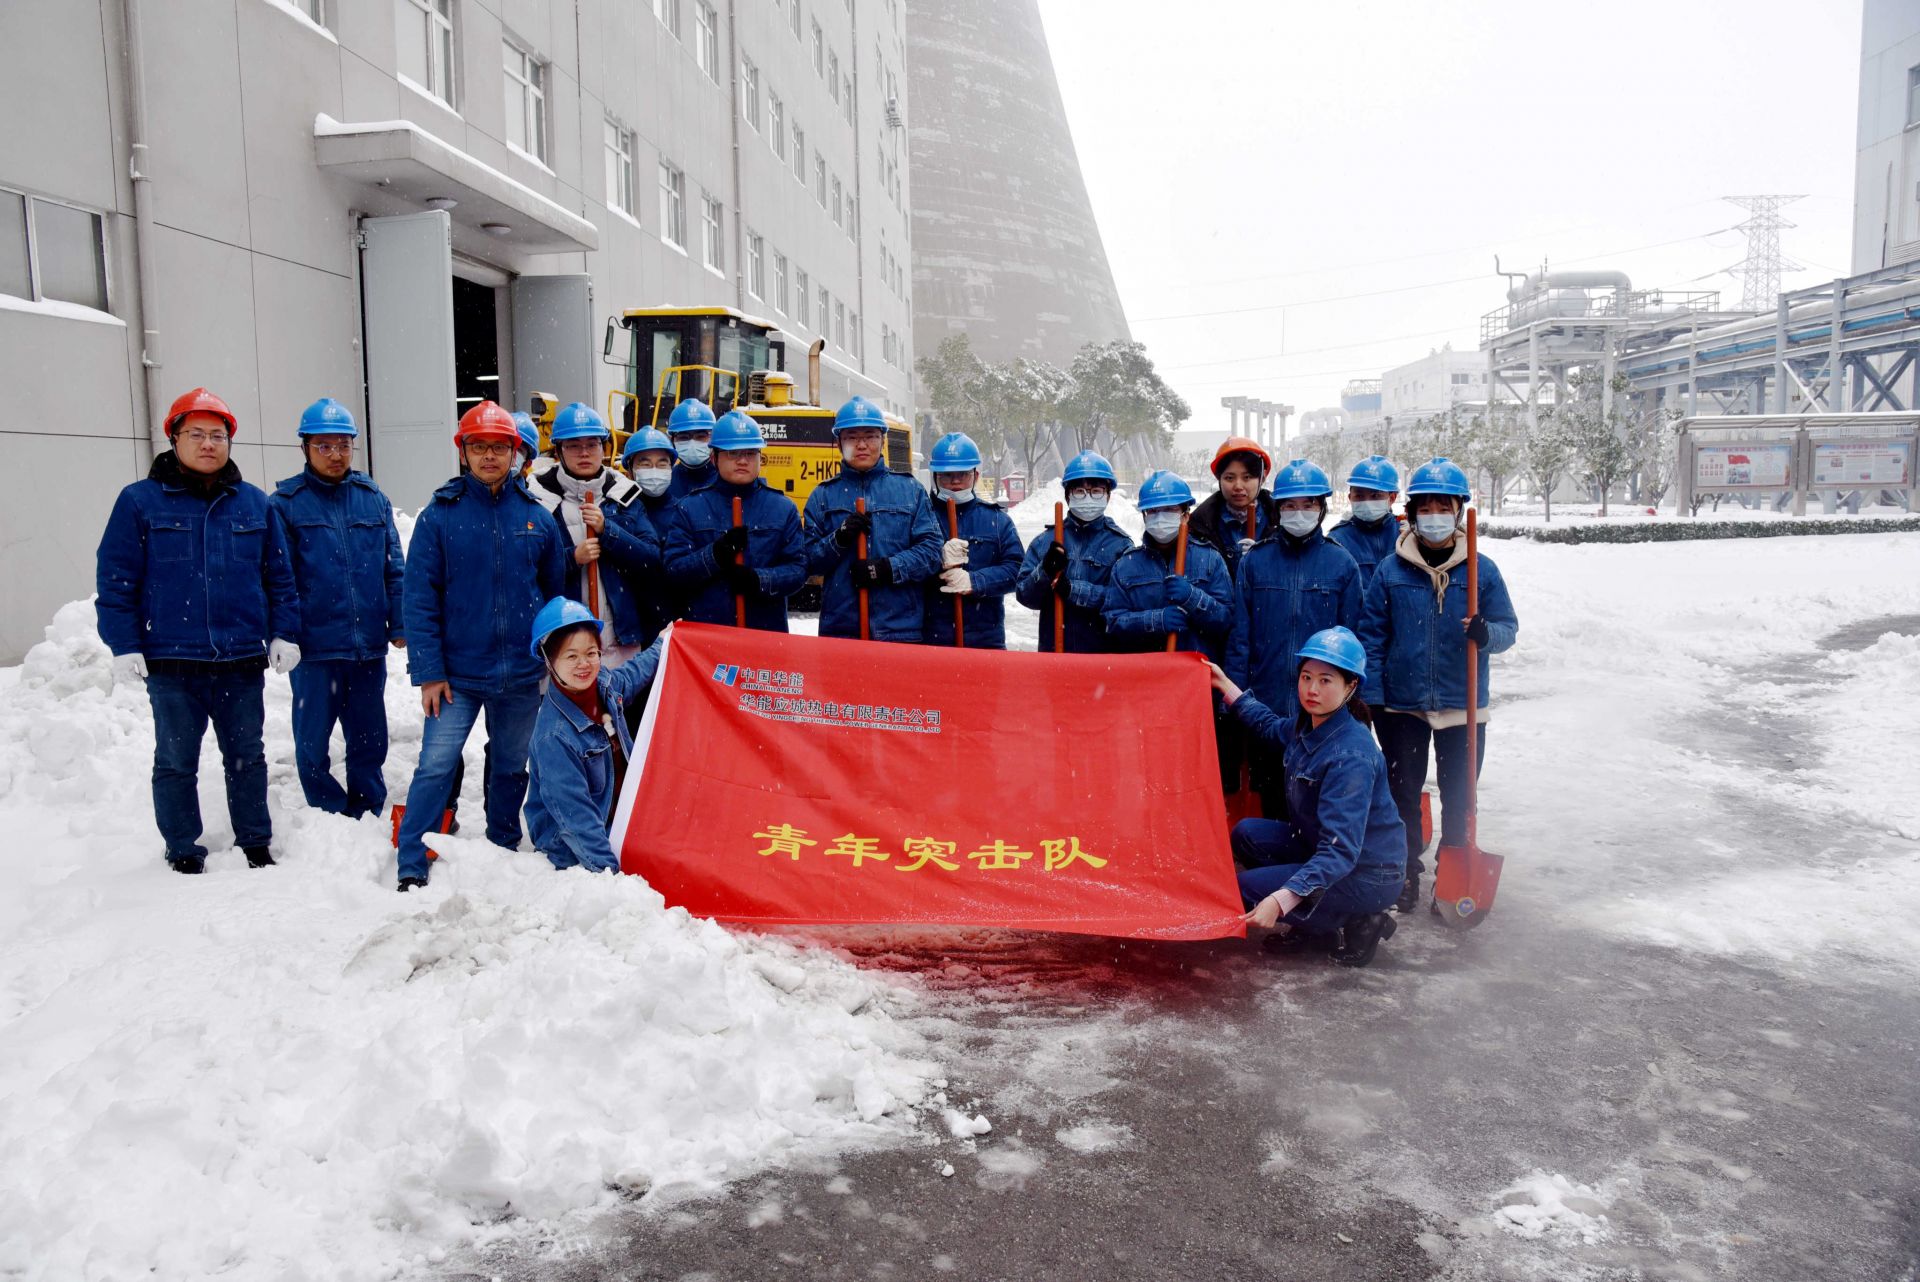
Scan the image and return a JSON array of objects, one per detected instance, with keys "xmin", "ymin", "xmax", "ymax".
[
  {"xmin": 1143, "ymin": 510, "xmax": 1184, "ymax": 542},
  {"xmin": 676, "ymin": 440, "xmax": 711, "ymax": 468},
  {"xmin": 1067, "ymin": 492, "xmax": 1108, "ymax": 523},
  {"xmin": 634, "ymin": 466, "xmax": 672, "ymax": 497},
  {"xmin": 1351, "ymin": 499, "xmax": 1392, "ymax": 523},
  {"xmin": 1279, "ymin": 509, "xmax": 1321, "ymax": 538},
  {"xmin": 1416, "ymin": 512, "xmax": 1458, "ymax": 542}
]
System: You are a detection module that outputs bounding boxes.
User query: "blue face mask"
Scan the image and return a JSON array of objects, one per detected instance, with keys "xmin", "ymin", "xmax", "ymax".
[{"xmin": 676, "ymin": 440, "xmax": 711, "ymax": 468}]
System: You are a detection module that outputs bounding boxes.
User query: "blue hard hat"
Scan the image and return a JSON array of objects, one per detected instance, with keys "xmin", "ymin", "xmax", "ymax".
[
  {"xmin": 833, "ymin": 395, "xmax": 888, "ymax": 435},
  {"xmin": 621, "ymin": 427, "xmax": 673, "ymax": 461},
  {"xmin": 1269, "ymin": 458, "xmax": 1333, "ymax": 500},
  {"xmin": 1345, "ymin": 455, "xmax": 1400, "ymax": 492},
  {"xmin": 297, "ymin": 397, "xmax": 357, "ymax": 438},
  {"xmin": 711, "ymin": 410, "xmax": 766, "ymax": 452},
  {"xmin": 929, "ymin": 432, "xmax": 983, "ymax": 473},
  {"xmin": 1135, "ymin": 470, "xmax": 1195, "ymax": 511},
  {"xmin": 1296, "ymin": 626, "xmax": 1366, "ymax": 680},
  {"xmin": 1062, "ymin": 450, "xmax": 1117, "ymax": 486},
  {"xmin": 666, "ymin": 398, "xmax": 718, "ymax": 435},
  {"xmin": 1405, "ymin": 456, "xmax": 1472, "ymax": 499},
  {"xmin": 529, "ymin": 596, "xmax": 600, "ymax": 658},
  {"xmin": 512, "ymin": 413, "xmax": 540, "ymax": 457},
  {"xmin": 549, "ymin": 402, "xmax": 609, "ymax": 443}
]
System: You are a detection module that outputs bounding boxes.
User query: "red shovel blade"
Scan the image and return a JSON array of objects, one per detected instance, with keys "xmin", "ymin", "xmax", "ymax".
[
  {"xmin": 1433, "ymin": 840, "xmax": 1503, "ymax": 929},
  {"xmin": 389, "ymin": 804, "xmax": 456, "ymax": 858},
  {"xmin": 1419, "ymin": 790, "xmax": 1433, "ymax": 851}
]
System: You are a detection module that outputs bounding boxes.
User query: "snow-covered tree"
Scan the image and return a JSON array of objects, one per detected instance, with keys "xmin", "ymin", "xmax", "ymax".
[
  {"xmin": 1062, "ymin": 340, "xmax": 1189, "ymax": 461},
  {"xmin": 1524, "ymin": 401, "xmax": 1577, "ymax": 522}
]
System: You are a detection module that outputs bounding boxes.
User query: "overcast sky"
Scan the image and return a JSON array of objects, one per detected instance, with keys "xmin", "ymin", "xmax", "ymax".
[{"xmin": 1036, "ymin": 0, "xmax": 1863, "ymax": 437}]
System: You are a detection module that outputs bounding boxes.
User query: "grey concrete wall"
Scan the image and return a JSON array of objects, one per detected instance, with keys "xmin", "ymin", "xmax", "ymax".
[{"xmin": 0, "ymin": 0, "xmax": 912, "ymax": 661}]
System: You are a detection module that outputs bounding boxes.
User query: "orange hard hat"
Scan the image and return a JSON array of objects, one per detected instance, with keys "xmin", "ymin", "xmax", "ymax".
[
  {"xmin": 1211, "ymin": 436, "xmax": 1272, "ymax": 478},
  {"xmin": 164, "ymin": 387, "xmax": 238, "ymax": 437},
  {"xmin": 455, "ymin": 400, "xmax": 520, "ymax": 446}
]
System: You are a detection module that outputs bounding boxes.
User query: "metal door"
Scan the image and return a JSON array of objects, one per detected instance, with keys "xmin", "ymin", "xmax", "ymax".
[
  {"xmin": 361, "ymin": 211, "xmax": 457, "ymax": 513},
  {"xmin": 510, "ymin": 273, "xmax": 593, "ymax": 411}
]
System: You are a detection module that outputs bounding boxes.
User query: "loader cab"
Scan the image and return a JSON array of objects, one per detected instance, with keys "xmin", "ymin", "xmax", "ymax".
[{"xmin": 603, "ymin": 306, "xmax": 783, "ymax": 437}]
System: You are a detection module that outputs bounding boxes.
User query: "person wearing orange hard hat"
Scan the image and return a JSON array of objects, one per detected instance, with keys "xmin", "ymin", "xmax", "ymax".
[
  {"xmin": 95, "ymin": 388, "xmax": 303, "ymax": 874},
  {"xmin": 392, "ymin": 400, "xmax": 569, "ymax": 892},
  {"xmin": 1189, "ymin": 436, "xmax": 1278, "ymax": 582}
]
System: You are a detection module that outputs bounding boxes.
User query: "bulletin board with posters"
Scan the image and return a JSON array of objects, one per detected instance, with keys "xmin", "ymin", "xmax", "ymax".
[
  {"xmin": 1810, "ymin": 440, "xmax": 1913, "ymax": 488},
  {"xmin": 1691, "ymin": 443, "xmax": 1794, "ymax": 490}
]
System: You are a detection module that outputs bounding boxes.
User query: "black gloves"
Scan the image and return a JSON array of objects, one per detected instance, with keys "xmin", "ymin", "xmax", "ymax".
[
  {"xmin": 725, "ymin": 563, "xmax": 759, "ymax": 596},
  {"xmin": 713, "ymin": 525, "xmax": 749, "ymax": 561},
  {"xmin": 834, "ymin": 510, "xmax": 873, "ymax": 549},
  {"xmin": 1463, "ymin": 613, "xmax": 1491, "ymax": 646},
  {"xmin": 851, "ymin": 557, "xmax": 894, "ymax": 588},
  {"xmin": 1039, "ymin": 542, "xmax": 1069, "ymax": 578}
]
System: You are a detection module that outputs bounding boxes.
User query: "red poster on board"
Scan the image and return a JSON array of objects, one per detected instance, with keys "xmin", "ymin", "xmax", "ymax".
[{"xmin": 611, "ymin": 622, "xmax": 1245, "ymax": 941}]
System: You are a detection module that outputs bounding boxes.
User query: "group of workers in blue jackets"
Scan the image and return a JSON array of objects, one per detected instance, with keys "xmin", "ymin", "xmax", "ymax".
[{"xmin": 95, "ymin": 392, "xmax": 1517, "ymax": 967}]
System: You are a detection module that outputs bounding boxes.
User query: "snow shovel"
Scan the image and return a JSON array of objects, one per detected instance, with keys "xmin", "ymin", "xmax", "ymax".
[
  {"xmin": 389, "ymin": 804, "xmax": 455, "ymax": 859},
  {"xmin": 1164, "ymin": 513, "xmax": 1188, "ymax": 653},
  {"xmin": 1432, "ymin": 507, "xmax": 1504, "ymax": 929},
  {"xmin": 946, "ymin": 495, "xmax": 965, "ymax": 648},
  {"xmin": 731, "ymin": 496, "xmax": 747, "ymax": 628},
  {"xmin": 1051, "ymin": 501, "xmax": 1066, "ymax": 653},
  {"xmin": 856, "ymin": 497, "xmax": 870, "ymax": 640}
]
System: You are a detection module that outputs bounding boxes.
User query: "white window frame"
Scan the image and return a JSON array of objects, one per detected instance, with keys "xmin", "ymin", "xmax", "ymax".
[
  {"xmin": 503, "ymin": 39, "xmax": 548, "ymax": 164},
  {"xmin": 833, "ymin": 300, "xmax": 845, "ymax": 348},
  {"xmin": 746, "ymin": 231, "xmax": 765, "ymax": 298},
  {"xmin": 701, "ymin": 192, "xmax": 724, "ymax": 273},
  {"xmin": 773, "ymin": 250, "xmax": 789, "ymax": 314},
  {"xmin": 1908, "ymin": 65, "xmax": 1920, "ymax": 128},
  {"xmin": 827, "ymin": 51, "xmax": 840, "ymax": 102},
  {"xmin": 830, "ymin": 174, "xmax": 842, "ymax": 226},
  {"xmin": 792, "ymin": 123, "xmax": 806, "ymax": 182},
  {"xmin": 843, "ymin": 76, "xmax": 854, "ymax": 123},
  {"xmin": 849, "ymin": 309, "xmax": 860, "ymax": 359},
  {"xmin": 795, "ymin": 267, "xmax": 810, "ymax": 325},
  {"xmin": 397, "ymin": 0, "xmax": 457, "ymax": 108},
  {"xmin": 0, "ymin": 186, "xmax": 110, "ymax": 311},
  {"xmin": 814, "ymin": 152, "xmax": 827, "ymax": 206},
  {"xmin": 769, "ymin": 93, "xmax": 785, "ymax": 159},
  {"xmin": 604, "ymin": 118, "xmax": 637, "ymax": 219},
  {"xmin": 741, "ymin": 53, "xmax": 761, "ymax": 131},
  {"xmin": 790, "ymin": 0, "xmax": 803, "ymax": 39},
  {"xmin": 817, "ymin": 284, "xmax": 829, "ymax": 334},
  {"xmin": 811, "ymin": 19, "xmax": 824, "ymax": 76},
  {"xmin": 659, "ymin": 161, "xmax": 687, "ymax": 250},
  {"xmin": 694, "ymin": 1, "xmax": 719, "ymax": 81},
  {"xmin": 654, "ymin": 0, "xmax": 682, "ymax": 38}
]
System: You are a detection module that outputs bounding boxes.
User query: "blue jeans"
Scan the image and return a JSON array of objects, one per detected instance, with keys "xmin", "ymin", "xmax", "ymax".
[
  {"xmin": 289, "ymin": 658, "xmax": 389, "ymax": 817},
  {"xmin": 395, "ymin": 682, "xmax": 541, "ymax": 880},
  {"xmin": 1374, "ymin": 711, "xmax": 1487, "ymax": 875},
  {"xmin": 1233, "ymin": 820, "xmax": 1404, "ymax": 936},
  {"xmin": 147, "ymin": 665, "xmax": 271, "ymax": 862}
]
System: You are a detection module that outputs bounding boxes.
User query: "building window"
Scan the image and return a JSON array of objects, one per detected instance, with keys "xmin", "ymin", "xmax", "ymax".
[
  {"xmin": 694, "ymin": 1, "xmax": 719, "ymax": 80},
  {"xmin": 814, "ymin": 152, "xmax": 827, "ymax": 206},
  {"xmin": 843, "ymin": 76, "xmax": 854, "ymax": 123},
  {"xmin": 811, "ymin": 20, "xmax": 824, "ymax": 76},
  {"xmin": 291, "ymin": 0, "xmax": 326, "ymax": 25},
  {"xmin": 769, "ymin": 94, "xmax": 786, "ymax": 158},
  {"xmin": 1451, "ymin": 372, "xmax": 1472, "ymax": 386},
  {"xmin": 827, "ymin": 51, "xmax": 840, "ymax": 101},
  {"xmin": 659, "ymin": 161, "xmax": 686, "ymax": 249},
  {"xmin": 1909, "ymin": 66, "xmax": 1920, "ymax": 127},
  {"xmin": 701, "ymin": 193, "xmax": 724, "ymax": 271},
  {"xmin": 773, "ymin": 251, "xmax": 789, "ymax": 313},
  {"xmin": 396, "ymin": 0, "xmax": 457, "ymax": 107},
  {"xmin": 604, "ymin": 119, "xmax": 636, "ymax": 217},
  {"xmin": 746, "ymin": 231, "xmax": 765, "ymax": 298},
  {"xmin": 818, "ymin": 285, "xmax": 829, "ymax": 335},
  {"xmin": 0, "ymin": 188, "xmax": 108, "ymax": 311},
  {"xmin": 830, "ymin": 175, "xmax": 842, "ymax": 226},
  {"xmin": 503, "ymin": 41, "xmax": 547, "ymax": 163},
  {"xmin": 741, "ymin": 54, "xmax": 760, "ymax": 131},
  {"xmin": 790, "ymin": 0, "xmax": 803, "ymax": 39},
  {"xmin": 795, "ymin": 267, "xmax": 810, "ymax": 325},
  {"xmin": 845, "ymin": 196, "xmax": 855, "ymax": 241},
  {"xmin": 833, "ymin": 300, "xmax": 846, "ymax": 348},
  {"xmin": 792, "ymin": 124, "xmax": 806, "ymax": 181},
  {"xmin": 849, "ymin": 310, "xmax": 860, "ymax": 358},
  {"xmin": 654, "ymin": 0, "xmax": 681, "ymax": 38}
]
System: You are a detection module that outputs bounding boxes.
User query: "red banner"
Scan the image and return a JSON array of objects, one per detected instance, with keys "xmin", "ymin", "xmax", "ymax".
[{"xmin": 612, "ymin": 622, "xmax": 1245, "ymax": 940}]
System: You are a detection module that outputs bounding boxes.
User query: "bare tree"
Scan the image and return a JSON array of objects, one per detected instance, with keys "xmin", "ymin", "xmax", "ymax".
[{"xmin": 1524, "ymin": 401, "xmax": 1576, "ymax": 522}]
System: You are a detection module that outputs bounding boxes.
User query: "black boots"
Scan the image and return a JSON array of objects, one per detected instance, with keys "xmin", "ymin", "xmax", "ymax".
[
  {"xmin": 1332, "ymin": 912, "xmax": 1397, "ymax": 967},
  {"xmin": 167, "ymin": 856, "xmax": 205, "ymax": 875},
  {"xmin": 1394, "ymin": 872, "xmax": 1421, "ymax": 914},
  {"xmin": 397, "ymin": 876, "xmax": 428, "ymax": 893},
  {"xmin": 1262, "ymin": 928, "xmax": 1336, "ymax": 956},
  {"xmin": 244, "ymin": 846, "xmax": 276, "ymax": 868}
]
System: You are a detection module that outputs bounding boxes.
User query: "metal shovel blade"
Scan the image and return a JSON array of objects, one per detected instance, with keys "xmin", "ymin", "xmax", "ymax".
[{"xmin": 1432, "ymin": 841, "xmax": 1503, "ymax": 930}]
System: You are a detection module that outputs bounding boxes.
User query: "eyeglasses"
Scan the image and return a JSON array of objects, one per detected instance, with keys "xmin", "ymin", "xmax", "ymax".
[
  {"xmin": 307, "ymin": 441, "xmax": 353, "ymax": 455},
  {"xmin": 465, "ymin": 442, "xmax": 515, "ymax": 458},
  {"xmin": 175, "ymin": 431, "xmax": 229, "ymax": 447}
]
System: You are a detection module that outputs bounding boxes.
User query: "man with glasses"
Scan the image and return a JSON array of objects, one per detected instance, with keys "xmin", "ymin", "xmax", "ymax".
[
  {"xmin": 393, "ymin": 401, "xmax": 568, "ymax": 892},
  {"xmin": 95, "ymin": 387, "xmax": 303, "ymax": 874},
  {"xmin": 268, "ymin": 398, "xmax": 407, "ymax": 819}
]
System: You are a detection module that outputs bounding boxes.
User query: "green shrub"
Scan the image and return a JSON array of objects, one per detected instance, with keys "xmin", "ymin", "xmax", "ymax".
[{"xmin": 1479, "ymin": 516, "xmax": 1920, "ymax": 544}]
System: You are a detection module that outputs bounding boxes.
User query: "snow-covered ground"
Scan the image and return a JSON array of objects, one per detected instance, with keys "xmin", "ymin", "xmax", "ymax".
[{"xmin": 2, "ymin": 528, "xmax": 1917, "ymax": 1280}]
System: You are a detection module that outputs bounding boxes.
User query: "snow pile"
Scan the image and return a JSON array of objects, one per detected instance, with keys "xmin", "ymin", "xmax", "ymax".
[
  {"xmin": 1492, "ymin": 1171, "xmax": 1613, "ymax": 1244},
  {"xmin": 1803, "ymin": 630, "xmax": 1920, "ymax": 840},
  {"xmin": 0, "ymin": 601, "xmax": 935, "ymax": 1280}
]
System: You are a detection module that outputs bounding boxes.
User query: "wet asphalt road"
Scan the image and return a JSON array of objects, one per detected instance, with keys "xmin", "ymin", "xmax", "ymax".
[{"xmin": 452, "ymin": 617, "xmax": 1920, "ymax": 1282}]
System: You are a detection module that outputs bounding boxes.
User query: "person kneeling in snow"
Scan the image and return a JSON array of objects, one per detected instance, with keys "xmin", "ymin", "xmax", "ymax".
[
  {"xmin": 1207, "ymin": 627, "xmax": 1406, "ymax": 967},
  {"xmin": 523, "ymin": 599, "xmax": 664, "ymax": 873}
]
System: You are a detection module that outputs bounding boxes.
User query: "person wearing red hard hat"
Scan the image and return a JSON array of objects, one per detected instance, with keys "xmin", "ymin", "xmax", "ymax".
[
  {"xmin": 392, "ymin": 400, "xmax": 569, "ymax": 892},
  {"xmin": 1188, "ymin": 436, "xmax": 1279, "ymax": 582},
  {"xmin": 94, "ymin": 387, "xmax": 303, "ymax": 874}
]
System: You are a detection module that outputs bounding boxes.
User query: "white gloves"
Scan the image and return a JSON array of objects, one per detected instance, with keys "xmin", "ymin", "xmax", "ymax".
[
  {"xmin": 941, "ymin": 538, "xmax": 969, "ymax": 569},
  {"xmin": 111, "ymin": 653, "xmax": 148, "ymax": 686},
  {"xmin": 269, "ymin": 639, "xmax": 302, "ymax": 675},
  {"xmin": 939, "ymin": 567, "xmax": 972, "ymax": 595}
]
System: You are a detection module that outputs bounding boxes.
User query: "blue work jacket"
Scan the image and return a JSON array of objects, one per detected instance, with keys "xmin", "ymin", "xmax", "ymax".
[
  {"xmin": 1014, "ymin": 515, "xmax": 1134, "ymax": 654},
  {"xmin": 665, "ymin": 478, "xmax": 808, "ymax": 630},
  {"xmin": 95, "ymin": 452, "xmax": 301, "ymax": 662},
  {"xmin": 1327, "ymin": 515, "xmax": 1401, "ymax": 590},
  {"xmin": 1232, "ymin": 697, "xmax": 1407, "ymax": 897},
  {"xmin": 1357, "ymin": 538, "xmax": 1519, "ymax": 712},
  {"xmin": 402, "ymin": 473, "xmax": 568, "ymax": 693},
  {"xmin": 803, "ymin": 465, "xmax": 944, "ymax": 641},
  {"xmin": 268, "ymin": 468, "xmax": 404, "ymax": 661},
  {"xmin": 1224, "ymin": 530, "xmax": 1362, "ymax": 717},
  {"xmin": 921, "ymin": 496, "xmax": 1025, "ymax": 650},
  {"xmin": 667, "ymin": 459, "xmax": 717, "ymax": 501},
  {"xmin": 1100, "ymin": 536, "xmax": 1235, "ymax": 661},
  {"xmin": 525, "ymin": 640, "xmax": 663, "ymax": 872}
]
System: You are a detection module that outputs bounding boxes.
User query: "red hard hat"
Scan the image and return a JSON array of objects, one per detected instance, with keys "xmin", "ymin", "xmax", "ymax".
[
  {"xmin": 164, "ymin": 387, "xmax": 238, "ymax": 437},
  {"xmin": 455, "ymin": 400, "xmax": 519, "ymax": 446},
  {"xmin": 1211, "ymin": 436, "xmax": 1272, "ymax": 479}
]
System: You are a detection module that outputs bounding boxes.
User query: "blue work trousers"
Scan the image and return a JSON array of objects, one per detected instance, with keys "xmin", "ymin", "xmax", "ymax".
[
  {"xmin": 147, "ymin": 665, "xmax": 271, "ymax": 862},
  {"xmin": 395, "ymin": 683, "xmax": 541, "ymax": 880},
  {"xmin": 1233, "ymin": 824, "xmax": 1404, "ymax": 937},
  {"xmin": 289, "ymin": 658, "xmax": 390, "ymax": 818}
]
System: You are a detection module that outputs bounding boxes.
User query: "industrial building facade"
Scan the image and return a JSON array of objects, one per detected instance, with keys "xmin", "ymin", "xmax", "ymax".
[{"xmin": 0, "ymin": 0, "xmax": 915, "ymax": 660}]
